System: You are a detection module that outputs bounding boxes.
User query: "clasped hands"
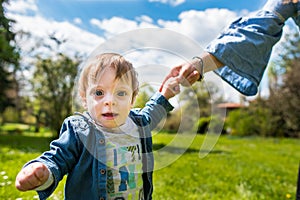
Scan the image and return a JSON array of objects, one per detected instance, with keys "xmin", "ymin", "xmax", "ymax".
[{"xmin": 159, "ymin": 59, "xmax": 202, "ymax": 93}]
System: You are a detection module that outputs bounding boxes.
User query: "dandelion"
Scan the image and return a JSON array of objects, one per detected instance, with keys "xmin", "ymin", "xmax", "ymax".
[
  {"xmin": 0, "ymin": 171, "xmax": 6, "ymax": 175},
  {"xmin": 3, "ymin": 175, "xmax": 8, "ymax": 180},
  {"xmin": 286, "ymin": 193, "xmax": 291, "ymax": 199}
]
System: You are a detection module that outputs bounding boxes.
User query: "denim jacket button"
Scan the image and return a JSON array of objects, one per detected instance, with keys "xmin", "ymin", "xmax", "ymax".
[
  {"xmin": 100, "ymin": 169, "xmax": 106, "ymax": 174},
  {"xmin": 99, "ymin": 139, "xmax": 105, "ymax": 144}
]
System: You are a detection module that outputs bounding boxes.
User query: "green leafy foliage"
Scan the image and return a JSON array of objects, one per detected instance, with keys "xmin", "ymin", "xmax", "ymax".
[
  {"xmin": 133, "ymin": 83, "xmax": 155, "ymax": 108},
  {"xmin": 265, "ymin": 31, "xmax": 300, "ymax": 137},
  {"xmin": 32, "ymin": 54, "xmax": 80, "ymax": 136},
  {"xmin": 195, "ymin": 115, "xmax": 226, "ymax": 134},
  {"xmin": 0, "ymin": 0, "xmax": 20, "ymax": 114},
  {"xmin": 226, "ymin": 106, "xmax": 274, "ymax": 137}
]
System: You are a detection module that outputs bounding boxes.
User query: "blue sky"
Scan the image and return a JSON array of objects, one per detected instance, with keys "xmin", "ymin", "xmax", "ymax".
[
  {"xmin": 37, "ymin": 0, "xmax": 264, "ymax": 22},
  {"xmin": 6, "ymin": 0, "xmax": 287, "ymax": 102},
  {"xmin": 35, "ymin": 0, "xmax": 265, "ymax": 35}
]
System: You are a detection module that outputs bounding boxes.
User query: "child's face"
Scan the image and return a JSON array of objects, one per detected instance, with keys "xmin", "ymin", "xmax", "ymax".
[{"xmin": 83, "ymin": 67, "xmax": 134, "ymax": 128}]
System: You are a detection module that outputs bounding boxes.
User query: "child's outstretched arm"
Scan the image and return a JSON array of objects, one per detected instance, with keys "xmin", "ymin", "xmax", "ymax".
[
  {"xmin": 159, "ymin": 76, "xmax": 180, "ymax": 99},
  {"xmin": 15, "ymin": 162, "xmax": 51, "ymax": 191}
]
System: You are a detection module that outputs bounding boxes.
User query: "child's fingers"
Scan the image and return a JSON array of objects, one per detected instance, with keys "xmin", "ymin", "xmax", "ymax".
[
  {"xmin": 160, "ymin": 75, "xmax": 181, "ymax": 99},
  {"xmin": 166, "ymin": 76, "xmax": 180, "ymax": 84},
  {"xmin": 15, "ymin": 163, "xmax": 49, "ymax": 191},
  {"xmin": 168, "ymin": 77, "xmax": 180, "ymax": 92},
  {"xmin": 16, "ymin": 168, "xmax": 38, "ymax": 191},
  {"xmin": 34, "ymin": 163, "xmax": 48, "ymax": 177},
  {"xmin": 159, "ymin": 66, "xmax": 181, "ymax": 92},
  {"xmin": 166, "ymin": 78, "xmax": 180, "ymax": 94},
  {"xmin": 172, "ymin": 85, "xmax": 180, "ymax": 94}
]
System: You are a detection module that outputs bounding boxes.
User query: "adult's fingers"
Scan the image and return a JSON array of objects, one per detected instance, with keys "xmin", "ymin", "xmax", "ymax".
[
  {"xmin": 182, "ymin": 70, "xmax": 200, "ymax": 87},
  {"xmin": 159, "ymin": 66, "xmax": 181, "ymax": 92}
]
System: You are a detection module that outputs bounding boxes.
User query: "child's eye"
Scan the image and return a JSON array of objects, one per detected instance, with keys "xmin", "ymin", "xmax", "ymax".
[
  {"xmin": 117, "ymin": 91, "xmax": 127, "ymax": 96},
  {"xmin": 95, "ymin": 90, "xmax": 104, "ymax": 96}
]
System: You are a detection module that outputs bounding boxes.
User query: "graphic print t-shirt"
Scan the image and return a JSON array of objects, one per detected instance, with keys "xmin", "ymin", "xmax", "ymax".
[{"xmin": 99, "ymin": 117, "xmax": 143, "ymax": 200}]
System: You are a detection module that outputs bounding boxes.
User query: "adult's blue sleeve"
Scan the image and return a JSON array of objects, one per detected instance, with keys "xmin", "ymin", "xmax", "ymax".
[{"xmin": 206, "ymin": 0, "xmax": 299, "ymax": 96}]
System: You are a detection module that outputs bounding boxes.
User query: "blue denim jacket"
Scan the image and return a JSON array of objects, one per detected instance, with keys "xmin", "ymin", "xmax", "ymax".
[
  {"xmin": 26, "ymin": 92, "xmax": 173, "ymax": 200},
  {"xmin": 206, "ymin": 0, "xmax": 300, "ymax": 96}
]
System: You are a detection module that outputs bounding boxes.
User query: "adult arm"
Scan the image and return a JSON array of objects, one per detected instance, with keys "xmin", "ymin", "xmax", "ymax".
[
  {"xmin": 170, "ymin": 0, "xmax": 299, "ymax": 96},
  {"xmin": 207, "ymin": 0, "xmax": 298, "ymax": 95}
]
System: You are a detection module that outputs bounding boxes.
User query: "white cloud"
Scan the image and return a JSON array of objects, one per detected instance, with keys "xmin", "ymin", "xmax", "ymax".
[
  {"xmin": 158, "ymin": 8, "xmax": 240, "ymax": 46},
  {"xmin": 73, "ymin": 17, "xmax": 82, "ymax": 25},
  {"xmin": 90, "ymin": 16, "xmax": 157, "ymax": 37},
  {"xmin": 5, "ymin": 0, "xmax": 104, "ymax": 58},
  {"xmin": 88, "ymin": 8, "xmax": 240, "ymax": 49},
  {"xmin": 5, "ymin": 0, "xmax": 38, "ymax": 14},
  {"xmin": 91, "ymin": 17, "xmax": 138, "ymax": 35},
  {"xmin": 8, "ymin": 13, "xmax": 104, "ymax": 58},
  {"xmin": 136, "ymin": 15, "xmax": 153, "ymax": 24},
  {"xmin": 148, "ymin": 0, "xmax": 185, "ymax": 6}
]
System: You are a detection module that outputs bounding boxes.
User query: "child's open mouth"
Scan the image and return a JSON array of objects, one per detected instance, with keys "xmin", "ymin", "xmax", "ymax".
[{"xmin": 102, "ymin": 113, "xmax": 118, "ymax": 118}]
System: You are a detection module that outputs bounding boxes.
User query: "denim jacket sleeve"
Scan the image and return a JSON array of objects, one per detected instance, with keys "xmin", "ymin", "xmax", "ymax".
[
  {"xmin": 25, "ymin": 116, "xmax": 87, "ymax": 200},
  {"xmin": 206, "ymin": 0, "xmax": 299, "ymax": 96},
  {"xmin": 131, "ymin": 92, "xmax": 174, "ymax": 130}
]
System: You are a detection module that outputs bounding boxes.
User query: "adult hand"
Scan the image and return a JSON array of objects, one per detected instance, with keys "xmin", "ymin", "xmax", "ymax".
[
  {"xmin": 159, "ymin": 61, "xmax": 200, "ymax": 92},
  {"xmin": 15, "ymin": 162, "xmax": 49, "ymax": 191},
  {"xmin": 177, "ymin": 60, "xmax": 202, "ymax": 86}
]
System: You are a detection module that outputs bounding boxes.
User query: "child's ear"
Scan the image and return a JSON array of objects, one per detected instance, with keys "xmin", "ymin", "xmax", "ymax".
[{"xmin": 131, "ymin": 95, "xmax": 136, "ymax": 107}]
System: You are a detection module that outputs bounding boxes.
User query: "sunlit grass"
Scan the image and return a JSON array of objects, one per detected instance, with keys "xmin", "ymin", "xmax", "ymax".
[
  {"xmin": 0, "ymin": 126, "xmax": 299, "ymax": 199},
  {"xmin": 0, "ymin": 123, "xmax": 53, "ymax": 137},
  {"xmin": 152, "ymin": 134, "xmax": 300, "ymax": 200}
]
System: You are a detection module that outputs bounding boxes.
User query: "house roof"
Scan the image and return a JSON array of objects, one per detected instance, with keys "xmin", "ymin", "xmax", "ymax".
[{"xmin": 217, "ymin": 102, "xmax": 244, "ymax": 109}]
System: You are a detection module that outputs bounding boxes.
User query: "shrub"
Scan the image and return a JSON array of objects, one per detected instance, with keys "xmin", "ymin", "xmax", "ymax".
[
  {"xmin": 226, "ymin": 107, "xmax": 274, "ymax": 136},
  {"xmin": 195, "ymin": 115, "xmax": 226, "ymax": 134},
  {"xmin": 161, "ymin": 113, "xmax": 181, "ymax": 133}
]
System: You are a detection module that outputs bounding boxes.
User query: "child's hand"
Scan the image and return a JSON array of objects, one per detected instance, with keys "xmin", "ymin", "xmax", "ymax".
[
  {"xmin": 159, "ymin": 76, "xmax": 180, "ymax": 99},
  {"xmin": 15, "ymin": 162, "xmax": 49, "ymax": 191}
]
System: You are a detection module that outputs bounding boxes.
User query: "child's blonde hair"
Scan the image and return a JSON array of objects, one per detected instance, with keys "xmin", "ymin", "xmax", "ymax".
[{"xmin": 78, "ymin": 53, "xmax": 139, "ymax": 104}]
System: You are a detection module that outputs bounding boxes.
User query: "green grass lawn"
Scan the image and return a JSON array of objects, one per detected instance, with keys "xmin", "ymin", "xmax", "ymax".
[
  {"xmin": 0, "ymin": 126, "xmax": 299, "ymax": 199},
  {"xmin": 152, "ymin": 134, "xmax": 300, "ymax": 200}
]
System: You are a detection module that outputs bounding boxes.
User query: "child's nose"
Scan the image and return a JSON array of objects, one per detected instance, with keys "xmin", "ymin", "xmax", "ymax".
[{"xmin": 103, "ymin": 94, "xmax": 116, "ymax": 106}]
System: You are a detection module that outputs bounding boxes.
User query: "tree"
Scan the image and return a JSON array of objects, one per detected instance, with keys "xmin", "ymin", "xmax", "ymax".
[
  {"xmin": 32, "ymin": 53, "xmax": 80, "ymax": 136},
  {"xmin": 0, "ymin": 0, "xmax": 20, "ymax": 117},
  {"xmin": 133, "ymin": 83, "xmax": 155, "ymax": 108},
  {"xmin": 267, "ymin": 31, "xmax": 300, "ymax": 137},
  {"xmin": 226, "ymin": 99, "xmax": 275, "ymax": 137},
  {"xmin": 180, "ymin": 81, "xmax": 223, "ymax": 117},
  {"xmin": 168, "ymin": 81, "xmax": 224, "ymax": 133},
  {"xmin": 275, "ymin": 58, "xmax": 300, "ymax": 137}
]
